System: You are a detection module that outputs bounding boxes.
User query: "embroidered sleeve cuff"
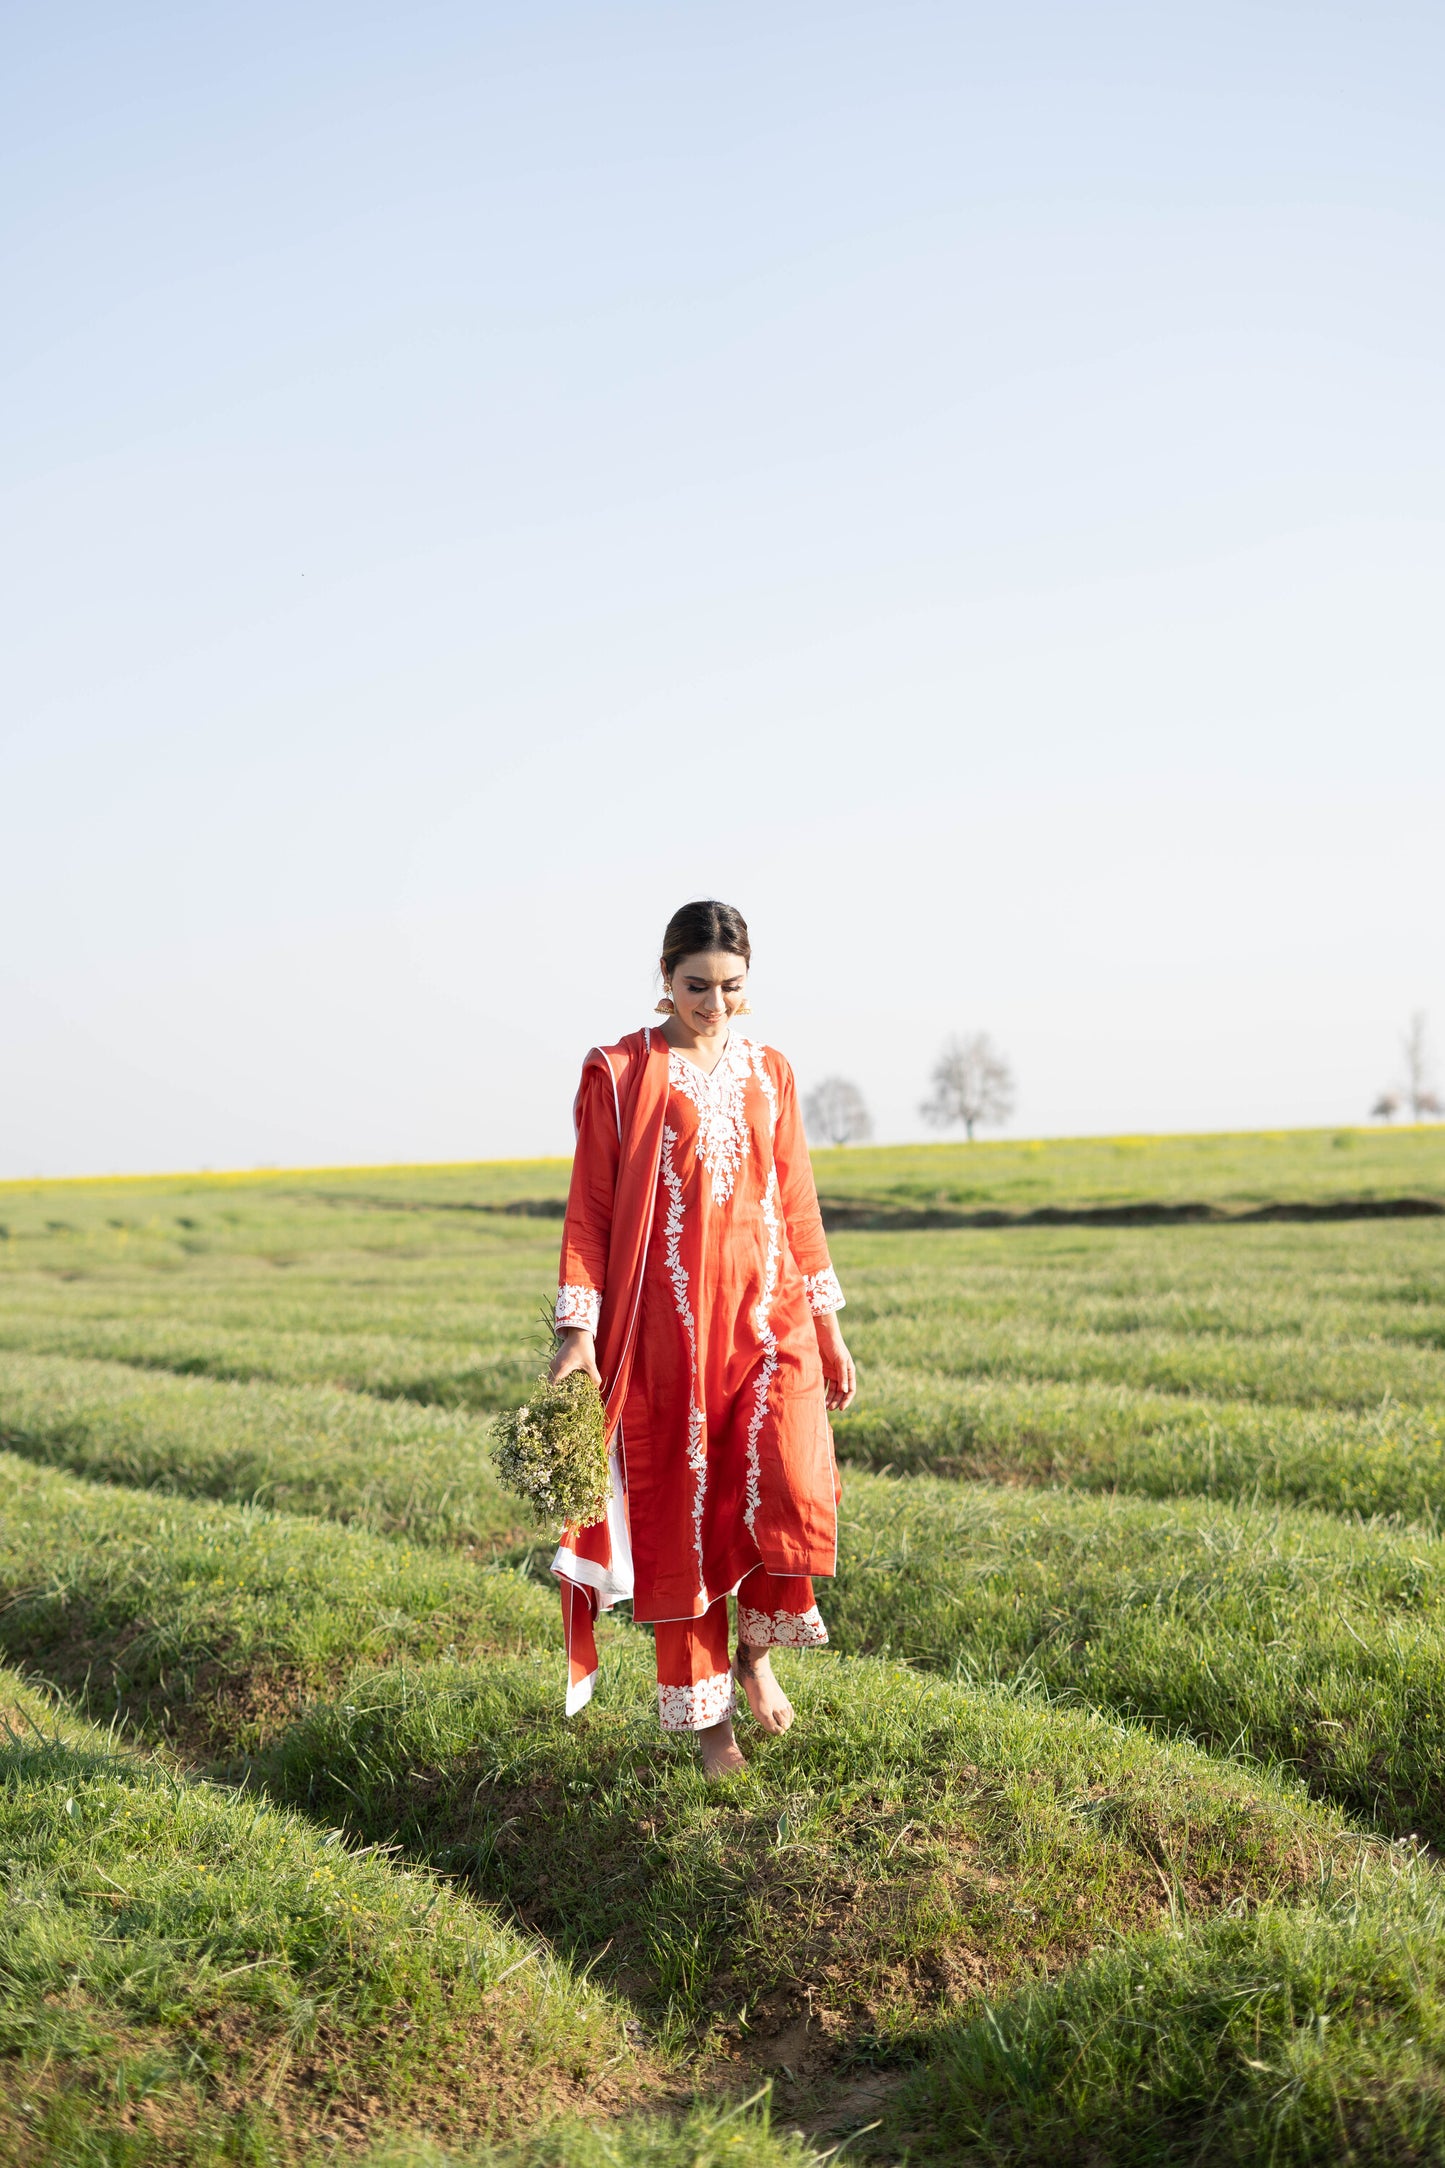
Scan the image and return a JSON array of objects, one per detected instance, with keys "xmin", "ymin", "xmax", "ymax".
[
  {"xmin": 555, "ymin": 1283, "xmax": 602, "ymax": 1333},
  {"xmin": 804, "ymin": 1266, "xmax": 845, "ymax": 1315}
]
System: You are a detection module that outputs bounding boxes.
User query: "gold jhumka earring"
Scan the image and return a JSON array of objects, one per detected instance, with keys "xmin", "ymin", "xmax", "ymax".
[
  {"xmin": 654, "ymin": 989, "xmax": 676, "ymax": 1014},
  {"xmin": 733, "ymin": 998, "xmax": 753, "ymax": 1015}
]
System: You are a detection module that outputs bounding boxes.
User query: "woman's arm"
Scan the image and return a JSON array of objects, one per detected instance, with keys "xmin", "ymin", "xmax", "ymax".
[
  {"xmin": 772, "ymin": 1053, "xmax": 857, "ymax": 1412},
  {"xmin": 549, "ymin": 1063, "xmax": 618, "ymax": 1386}
]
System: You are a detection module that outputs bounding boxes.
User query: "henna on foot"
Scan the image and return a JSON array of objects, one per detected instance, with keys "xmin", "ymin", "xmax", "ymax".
[
  {"xmin": 698, "ymin": 1716, "xmax": 747, "ymax": 1779},
  {"xmin": 734, "ymin": 1644, "xmax": 795, "ymax": 1735}
]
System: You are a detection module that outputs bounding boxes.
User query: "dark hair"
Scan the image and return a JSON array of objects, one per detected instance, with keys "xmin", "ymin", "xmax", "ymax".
[{"xmin": 660, "ymin": 899, "xmax": 751, "ymax": 976}]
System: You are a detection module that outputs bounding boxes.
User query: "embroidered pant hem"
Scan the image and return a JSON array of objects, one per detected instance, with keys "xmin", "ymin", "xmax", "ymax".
[{"xmin": 653, "ymin": 1566, "xmax": 826, "ymax": 1732}]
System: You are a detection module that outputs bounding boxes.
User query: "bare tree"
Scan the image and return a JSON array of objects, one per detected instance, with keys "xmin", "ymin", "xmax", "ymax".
[
  {"xmin": 1401, "ymin": 1012, "xmax": 1444, "ymax": 1121},
  {"xmin": 920, "ymin": 1033, "xmax": 1015, "ymax": 1140},
  {"xmin": 1375, "ymin": 1015, "xmax": 1443, "ymax": 1122},
  {"xmin": 803, "ymin": 1076, "xmax": 873, "ymax": 1146}
]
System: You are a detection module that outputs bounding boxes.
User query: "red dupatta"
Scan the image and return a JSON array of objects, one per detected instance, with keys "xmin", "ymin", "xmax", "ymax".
[{"xmin": 552, "ymin": 1026, "xmax": 670, "ymax": 1712}]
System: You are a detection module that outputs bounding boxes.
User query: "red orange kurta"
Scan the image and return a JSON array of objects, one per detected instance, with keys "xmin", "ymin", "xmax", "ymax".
[{"xmin": 551, "ymin": 1026, "xmax": 845, "ymax": 1719}]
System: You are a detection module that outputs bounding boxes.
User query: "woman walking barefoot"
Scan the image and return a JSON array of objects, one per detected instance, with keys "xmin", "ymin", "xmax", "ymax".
[{"xmin": 550, "ymin": 900, "xmax": 856, "ymax": 1779}]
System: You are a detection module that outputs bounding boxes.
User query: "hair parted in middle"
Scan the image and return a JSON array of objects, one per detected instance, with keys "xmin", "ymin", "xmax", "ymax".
[{"xmin": 659, "ymin": 899, "xmax": 751, "ymax": 976}]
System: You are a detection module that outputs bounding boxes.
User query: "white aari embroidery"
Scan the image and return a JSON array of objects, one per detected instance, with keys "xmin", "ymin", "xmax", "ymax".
[
  {"xmin": 737, "ymin": 1602, "xmax": 829, "ymax": 1650},
  {"xmin": 667, "ymin": 1036, "xmax": 756, "ymax": 1204},
  {"xmin": 744, "ymin": 1037, "xmax": 778, "ymax": 1135},
  {"xmin": 661, "ymin": 1124, "xmax": 708, "ymax": 1597},
  {"xmin": 742, "ymin": 1166, "xmax": 781, "ymax": 1535},
  {"xmin": 657, "ymin": 1670, "xmax": 735, "ymax": 1732},
  {"xmin": 803, "ymin": 1266, "xmax": 846, "ymax": 1315},
  {"xmin": 555, "ymin": 1283, "xmax": 602, "ymax": 1333}
]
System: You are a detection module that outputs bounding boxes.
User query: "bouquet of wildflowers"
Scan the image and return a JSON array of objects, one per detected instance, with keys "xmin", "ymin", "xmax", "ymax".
[{"xmin": 491, "ymin": 1365, "xmax": 610, "ymax": 1529}]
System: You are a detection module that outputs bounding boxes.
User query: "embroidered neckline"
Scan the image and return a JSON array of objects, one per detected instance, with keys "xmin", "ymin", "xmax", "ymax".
[{"xmin": 667, "ymin": 1036, "xmax": 760, "ymax": 1204}]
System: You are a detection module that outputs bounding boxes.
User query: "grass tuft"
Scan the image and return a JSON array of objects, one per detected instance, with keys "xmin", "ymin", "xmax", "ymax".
[{"xmin": 356, "ymin": 2088, "xmax": 827, "ymax": 2167}]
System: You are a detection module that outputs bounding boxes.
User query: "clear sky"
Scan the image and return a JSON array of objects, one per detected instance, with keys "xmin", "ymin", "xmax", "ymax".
[{"xmin": 4, "ymin": 2, "xmax": 1443, "ymax": 1176}]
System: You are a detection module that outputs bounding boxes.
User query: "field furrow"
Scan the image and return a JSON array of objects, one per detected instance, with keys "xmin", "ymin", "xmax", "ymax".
[
  {"xmin": 0, "ymin": 1453, "xmax": 1386, "ymax": 2108},
  {"xmin": 0, "ymin": 1453, "xmax": 557, "ymax": 1755},
  {"xmin": 0, "ymin": 1353, "xmax": 528, "ymax": 1548},
  {"xmin": 0, "ymin": 1669, "xmax": 639, "ymax": 2165},
  {"xmin": 5, "ymin": 1140, "xmax": 1445, "ymax": 2159},
  {"xmin": 832, "ymin": 1364, "xmax": 1445, "ymax": 1515},
  {"xmin": 243, "ymin": 1641, "xmax": 1372, "ymax": 2078},
  {"xmin": 899, "ymin": 1856, "xmax": 1445, "ymax": 2164},
  {"xmin": 13, "ymin": 1446, "xmax": 1445, "ymax": 1846},
  {"xmin": 829, "ymin": 1472, "xmax": 1445, "ymax": 1841}
]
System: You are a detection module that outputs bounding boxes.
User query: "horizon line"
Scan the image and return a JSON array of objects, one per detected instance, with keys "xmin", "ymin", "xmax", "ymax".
[{"xmin": 3, "ymin": 1121, "xmax": 1441, "ymax": 1193}]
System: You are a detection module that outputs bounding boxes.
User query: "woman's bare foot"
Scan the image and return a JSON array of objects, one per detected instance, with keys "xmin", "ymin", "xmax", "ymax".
[
  {"xmin": 698, "ymin": 1716, "xmax": 747, "ymax": 1779},
  {"xmin": 734, "ymin": 1645, "xmax": 794, "ymax": 1735}
]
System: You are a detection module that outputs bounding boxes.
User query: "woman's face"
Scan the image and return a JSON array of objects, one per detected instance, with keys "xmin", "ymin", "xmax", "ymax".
[{"xmin": 663, "ymin": 949, "xmax": 748, "ymax": 1037}]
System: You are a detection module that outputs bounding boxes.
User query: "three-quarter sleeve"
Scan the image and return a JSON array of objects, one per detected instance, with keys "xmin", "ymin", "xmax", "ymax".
[
  {"xmin": 772, "ymin": 1053, "xmax": 845, "ymax": 1314},
  {"xmin": 555, "ymin": 1063, "xmax": 619, "ymax": 1332}
]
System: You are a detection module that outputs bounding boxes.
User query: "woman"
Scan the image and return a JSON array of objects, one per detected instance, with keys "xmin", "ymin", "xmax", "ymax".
[{"xmin": 550, "ymin": 899, "xmax": 857, "ymax": 1778}]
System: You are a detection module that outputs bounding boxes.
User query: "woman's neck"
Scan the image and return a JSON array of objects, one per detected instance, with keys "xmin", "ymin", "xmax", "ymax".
[{"xmin": 661, "ymin": 1017, "xmax": 732, "ymax": 1073}]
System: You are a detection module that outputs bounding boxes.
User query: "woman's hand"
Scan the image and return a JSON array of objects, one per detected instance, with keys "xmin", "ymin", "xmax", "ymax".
[
  {"xmin": 813, "ymin": 1312, "xmax": 857, "ymax": 1413},
  {"xmin": 549, "ymin": 1328, "xmax": 602, "ymax": 1388}
]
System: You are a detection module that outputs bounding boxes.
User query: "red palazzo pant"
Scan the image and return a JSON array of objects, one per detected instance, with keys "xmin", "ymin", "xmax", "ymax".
[{"xmin": 654, "ymin": 1565, "xmax": 828, "ymax": 1732}]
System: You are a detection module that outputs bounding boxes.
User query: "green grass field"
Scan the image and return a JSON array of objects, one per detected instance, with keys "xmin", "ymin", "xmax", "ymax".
[{"xmin": 2, "ymin": 1130, "xmax": 1444, "ymax": 2162}]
